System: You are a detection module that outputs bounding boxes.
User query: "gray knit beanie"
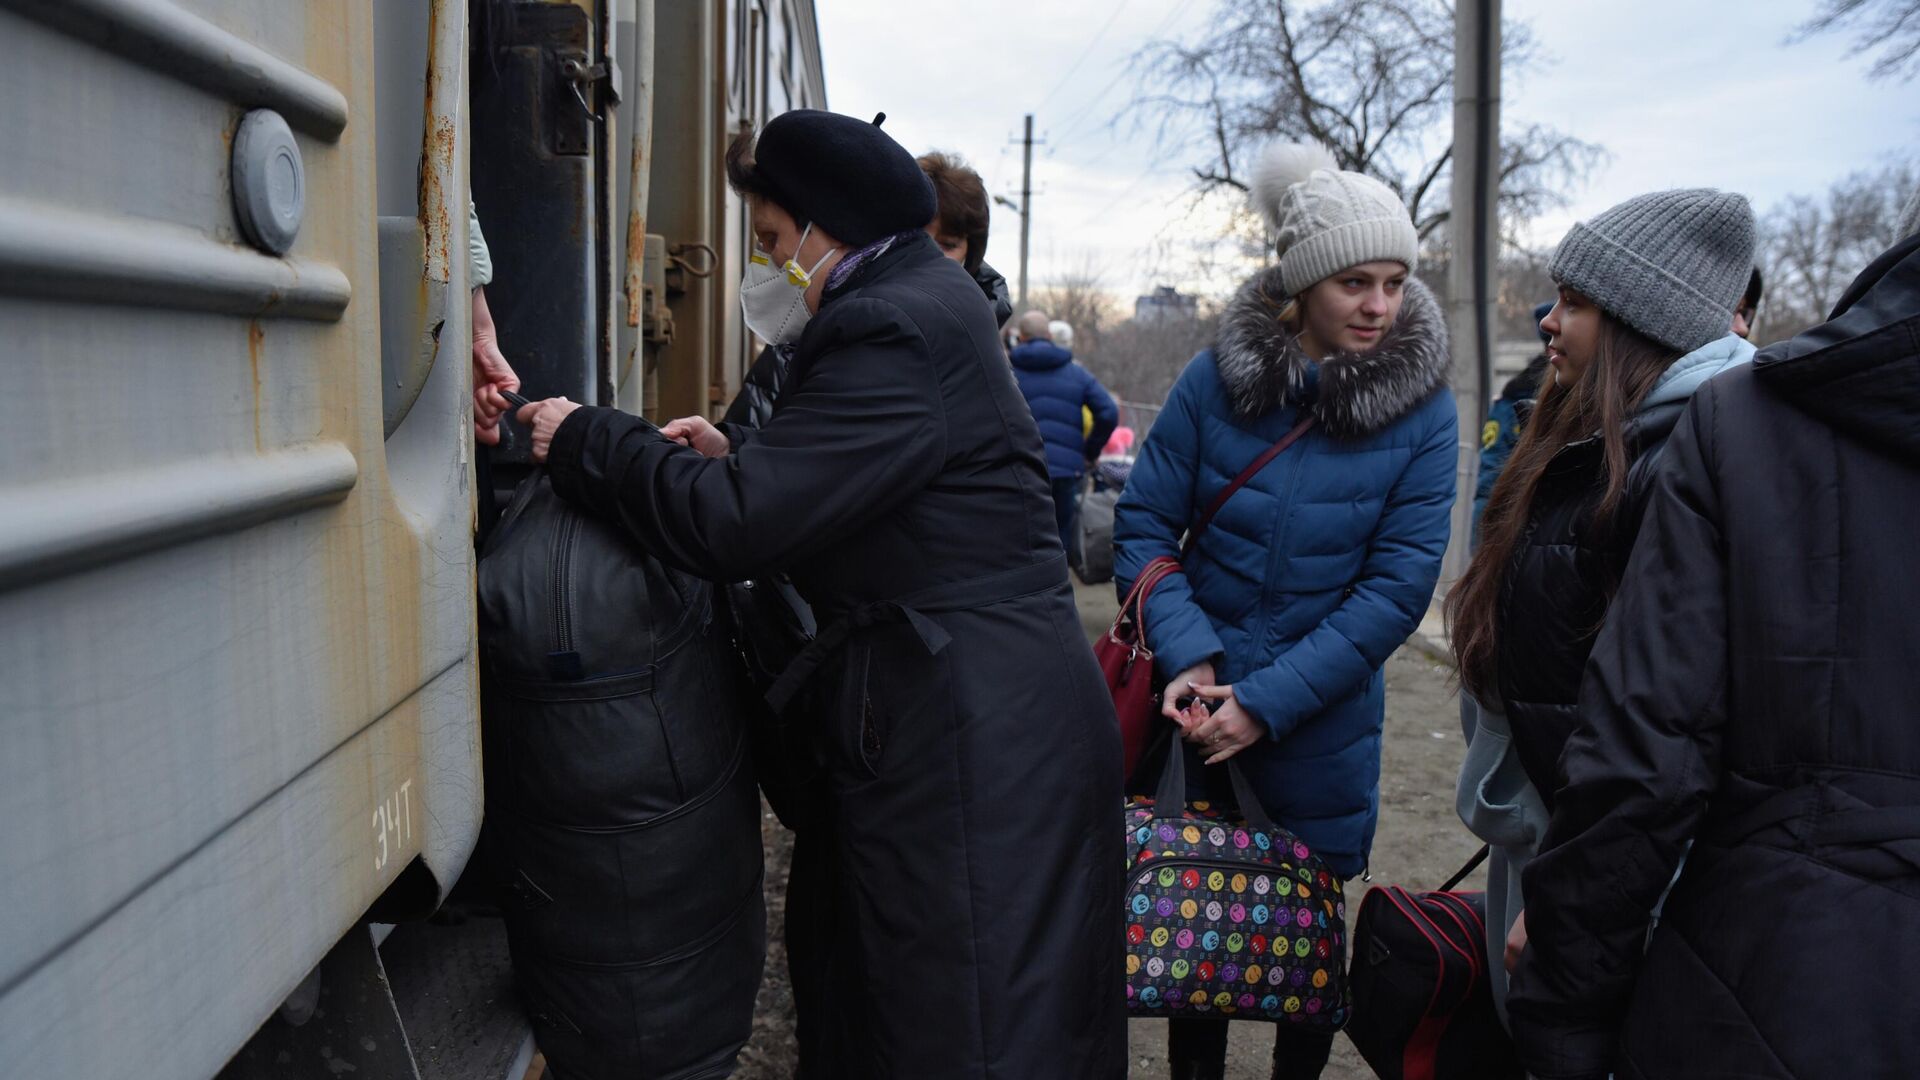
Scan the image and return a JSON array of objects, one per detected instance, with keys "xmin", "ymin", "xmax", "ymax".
[
  {"xmin": 1549, "ymin": 188, "xmax": 1756, "ymax": 354},
  {"xmin": 1251, "ymin": 143, "xmax": 1421, "ymax": 297}
]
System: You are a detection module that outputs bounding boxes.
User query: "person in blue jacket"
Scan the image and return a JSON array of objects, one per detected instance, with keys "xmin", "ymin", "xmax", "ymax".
[
  {"xmin": 1113, "ymin": 142, "xmax": 1455, "ymax": 1080},
  {"xmin": 1009, "ymin": 311, "xmax": 1118, "ymax": 558}
]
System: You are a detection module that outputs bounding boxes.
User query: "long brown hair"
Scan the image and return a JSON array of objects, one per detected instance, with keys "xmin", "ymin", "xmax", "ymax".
[{"xmin": 1447, "ymin": 314, "xmax": 1679, "ymax": 698}]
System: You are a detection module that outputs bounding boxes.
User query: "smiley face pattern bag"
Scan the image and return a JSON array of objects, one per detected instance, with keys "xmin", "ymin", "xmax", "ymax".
[{"xmin": 1123, "ymin": 739, "xmax": 1350, "ymax": 1028}]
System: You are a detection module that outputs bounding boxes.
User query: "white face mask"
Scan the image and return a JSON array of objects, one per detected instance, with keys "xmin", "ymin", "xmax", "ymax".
[{"xmin": 741, "ymin": 223, "xmax": 837, "ymax": 345}]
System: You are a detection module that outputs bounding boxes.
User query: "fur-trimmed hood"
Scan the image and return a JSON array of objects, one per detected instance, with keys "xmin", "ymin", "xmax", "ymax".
[{"xmin": 1214, "ymin": 266, "xmax": 1449, "ymax": 437}]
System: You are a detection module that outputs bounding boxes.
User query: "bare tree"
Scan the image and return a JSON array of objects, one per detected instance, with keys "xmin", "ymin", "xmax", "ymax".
[
  {"xmin": 1793, "ymin": 0, "xmax": 1920, "ymax": 81},
  {"xmin": 1131, "ymin": 0, "xmax": 1604, "ymax": 243},
  {"xmin": 1083, "ymin": 307, "xmax": 1222, "ymax": 407},
  {"xmin": 1756, "ymin": 162, "xmax": 1917, "ymax": 341},
  {"xmin": 1029, "ymin": 254, "xmax": 1122, "ymax": 354}
]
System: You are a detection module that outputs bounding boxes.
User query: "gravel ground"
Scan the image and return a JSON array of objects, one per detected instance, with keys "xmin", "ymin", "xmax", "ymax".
[{"xmin": 736, "ymin": 579, "xmax": 1481, "ymax": 1080}]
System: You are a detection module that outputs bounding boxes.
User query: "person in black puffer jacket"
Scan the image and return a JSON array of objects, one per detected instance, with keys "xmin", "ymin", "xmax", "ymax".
[
  {"xmin": 1446, "ymin": 188, "xmax": 1756, "ymax": 1015},
  {"xmin": 1506, "ymin": 201, "xmax": 1920, "ymax": 1080}
]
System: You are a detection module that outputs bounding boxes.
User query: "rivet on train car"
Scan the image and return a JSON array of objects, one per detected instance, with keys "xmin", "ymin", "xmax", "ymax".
[{"xmin": 231, "ymin": 109, "xmax": 306, "ymax": 256}]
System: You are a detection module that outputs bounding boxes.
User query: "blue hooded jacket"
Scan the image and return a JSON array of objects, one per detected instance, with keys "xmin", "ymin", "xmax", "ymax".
[
  {"xmin": 1114, "ymin": 270, "xmax": 1456, "ymax": 877},
  {"xmin": 1009, "ymin": 340, "xmax": 1118, "ymax": 479}
]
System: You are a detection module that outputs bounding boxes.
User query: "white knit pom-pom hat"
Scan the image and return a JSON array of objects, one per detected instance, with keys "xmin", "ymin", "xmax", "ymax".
[{"xmin": 1250, "ymin": 141, "xmax": 1421, "ymax": 296}]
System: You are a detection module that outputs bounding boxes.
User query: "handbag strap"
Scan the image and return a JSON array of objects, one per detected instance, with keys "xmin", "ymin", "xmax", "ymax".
[
  {"xmin": 1438, "ymin": 844, "xmax": 1491, "ymax": 892},
  {"xmin": 1108, "ymin": 555, "xmax": 1181, "ymax": 646},
  {"xmin": 1151, "ymin": 729, "xmax": 1280, "ymax": 836},
  {"xmin": 1111, "ymin": 416, "xmax": 1316, "ymax": 641},
  {"xmin": 1181, "ymin": 415, "xmax": 1316, "ymax": 559}
]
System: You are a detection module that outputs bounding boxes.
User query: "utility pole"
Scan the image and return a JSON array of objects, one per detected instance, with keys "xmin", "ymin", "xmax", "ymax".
[
  {"xmin": 1014, "ymin": 114, "xmax": 1037, "ymax": 311},
  {"xmin": 1442, "ymin": 0, "xmax": 1501, "ymax": 587}
]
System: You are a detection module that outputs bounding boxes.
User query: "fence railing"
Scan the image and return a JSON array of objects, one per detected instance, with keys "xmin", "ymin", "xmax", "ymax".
[{"xmin": 1114, "ymin": 399, "xmax": 1162, "ymax": 440}]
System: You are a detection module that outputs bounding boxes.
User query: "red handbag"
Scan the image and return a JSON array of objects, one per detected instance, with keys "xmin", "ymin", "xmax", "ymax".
[{"xmin": 1097, "ymin": 416, "xmax": 1316, "ymax": 778}]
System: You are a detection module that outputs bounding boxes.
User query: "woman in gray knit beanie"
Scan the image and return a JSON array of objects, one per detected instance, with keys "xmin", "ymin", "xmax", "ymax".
[
  {"xmin": 1113, "ymin": 142, "xmax": 1458, "ymax": 1080},
  {"xmin": 1444, "ymin": 188, "xmax": 1757, "ymax": 1032}
]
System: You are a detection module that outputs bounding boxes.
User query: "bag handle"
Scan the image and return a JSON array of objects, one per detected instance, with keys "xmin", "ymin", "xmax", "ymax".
[
  {"xmin": 1181, "ymin": 415, "xmax": 1315, "ymax": 559},
  {"xmin": 1151, "ymin": 729, "xmax": 1280, "ymax": 836},
  {"xmin": 1108, "ymin": 555, "xmax": 1181, "ymax": 647},
  {"xmin": 1438, "ymin": 844, "xmax": 1491, "ymax": 892}
]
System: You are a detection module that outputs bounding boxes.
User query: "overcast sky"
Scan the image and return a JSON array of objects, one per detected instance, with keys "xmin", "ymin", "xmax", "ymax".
[{"xmin": 816, "ymin": 0, "xmax": 1916, "ymax": 305}]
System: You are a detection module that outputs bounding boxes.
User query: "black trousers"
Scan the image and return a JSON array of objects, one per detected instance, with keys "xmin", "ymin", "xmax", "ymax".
[
  {"xmin": 1168, "ymin": 1016, "xmax": 1334, "ymax": 1079},
  {"xmin": 786, "ymin": 826, "xmax": 845, "ymax": 1078},
  {"xmin": 1050, "ymin": 475, "xmax": 1081, "ymax": 564}
]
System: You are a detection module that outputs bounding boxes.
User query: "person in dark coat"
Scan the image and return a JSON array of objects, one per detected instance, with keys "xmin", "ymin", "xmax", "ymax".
[
  {"xmin": 1010, "ymin": 312, "xmax": 1119, "ymax": 558},
  {"xmin": 1506, "ymin": 210, "xmax": 1920, "ymax": 1079},
  {"xmin": 1446, "ymin": 189, "xmax": 1757, "ymax": 1019},
  {"xmin": 516, "ymin": 108, "xmax": 1125, "ymax": 1080},
  {"xmin": 1114, "ymin": 142, "xmax": 1457, "ymax": 1080}
]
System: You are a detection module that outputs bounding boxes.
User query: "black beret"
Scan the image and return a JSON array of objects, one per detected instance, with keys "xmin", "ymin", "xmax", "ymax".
[{"xmin": 753, "ymin": 109, "xmax": 938, "ymax": 247}]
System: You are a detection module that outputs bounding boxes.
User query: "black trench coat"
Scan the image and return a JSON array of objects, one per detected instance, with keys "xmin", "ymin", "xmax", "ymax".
[
  {"xmin": 546, "ymin": 233, "xmax": 1126, "ymax": 1079},
  {"xmin": 1509, "ymin": 232, "xmax": 1920, "ymax": 1079}
]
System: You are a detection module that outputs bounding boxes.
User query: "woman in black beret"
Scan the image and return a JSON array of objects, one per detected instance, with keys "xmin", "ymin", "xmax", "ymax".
[{"xmin": 518, "ymin": 109, "xmax": 1125, "ymax": 1079}]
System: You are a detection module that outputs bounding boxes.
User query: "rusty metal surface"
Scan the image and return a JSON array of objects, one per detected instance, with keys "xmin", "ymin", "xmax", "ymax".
[
  {"xmin": 0, "ymin": 1, "xmax": 481, "ymax": 1076},
  {"xmin": 641, "ymin": 0, "xmax": 825, "ymax": 422},
  {"xmin": 470, "ymin": 0, "xmax": 599, "ymax": 438}
]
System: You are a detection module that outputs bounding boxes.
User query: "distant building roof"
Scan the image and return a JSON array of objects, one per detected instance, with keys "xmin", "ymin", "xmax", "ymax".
[{"xmin": 1135, "ymin": 285, "xmax": 1198, "ymax": 323}]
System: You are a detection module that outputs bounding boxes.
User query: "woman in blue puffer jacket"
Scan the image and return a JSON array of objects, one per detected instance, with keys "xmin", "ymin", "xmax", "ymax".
[{"xmin": 1113, "ymin": 143, "xmax": 1456, "ymax": 1080}]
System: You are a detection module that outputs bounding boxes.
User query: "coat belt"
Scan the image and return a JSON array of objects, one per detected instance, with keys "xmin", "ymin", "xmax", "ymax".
[
  {"xmin": 1706, "ymin": 777, "xmax": 1920, "ymax": 876},
  {"xmin": 763, "ymin": 555, "xmax": 1068, "ymax": 714}
]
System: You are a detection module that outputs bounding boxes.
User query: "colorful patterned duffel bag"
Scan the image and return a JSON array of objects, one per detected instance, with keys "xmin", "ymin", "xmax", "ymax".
[{"xmin": 1123, "ymin": 740, "xmax": 1350, "ymax": 1028}]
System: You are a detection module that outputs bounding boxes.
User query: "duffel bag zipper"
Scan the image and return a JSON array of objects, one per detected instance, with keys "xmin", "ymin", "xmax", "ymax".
[
  {"xmin": 1126, "ymin": 856, "xmax": 1341, "ymax": 905},
  {"xmin": 549, "ymin": 512, "xmax": 581, "ymax": 655}
]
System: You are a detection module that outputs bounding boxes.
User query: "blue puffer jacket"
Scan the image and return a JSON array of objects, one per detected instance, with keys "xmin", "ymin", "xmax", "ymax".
[
  {"xmin": 1010, "ymin": 340, "xmax": 1118, "ymax": 478},
  {"xmin": 1114, "ymin": 269, "xmax": 1457, "ymax": 877}
]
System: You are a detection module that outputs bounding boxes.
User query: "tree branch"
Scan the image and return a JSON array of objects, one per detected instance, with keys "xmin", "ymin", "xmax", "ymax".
[{"xmin": 1407, "ymin": 143, "xmax": 1452, "ymax": 226}]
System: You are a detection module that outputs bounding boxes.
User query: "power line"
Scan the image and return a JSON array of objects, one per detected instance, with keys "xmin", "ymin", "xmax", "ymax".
[
  {"xmin": 1050, "ymin": 0, "xmax": 1201, "ymax": 148},
  {"xmin": 1075, "ymin": 163, "xmax": 1169, "ymax": 229},
  {"xmin": 1032, "ymin": 0, "xmax": 1140, "ymax": 115}
]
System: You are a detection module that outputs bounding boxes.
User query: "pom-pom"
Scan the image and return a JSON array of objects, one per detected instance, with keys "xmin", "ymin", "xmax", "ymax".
[{"xmin": 1250, "ymin": 142, "xmax": 1338, "ymax": 231}]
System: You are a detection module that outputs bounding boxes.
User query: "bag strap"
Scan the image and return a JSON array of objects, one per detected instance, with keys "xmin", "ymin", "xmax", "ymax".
[
  {"xmin": 1108, "ymin": 555, "xmax": 1181, "ymax": 646},
  {"xmin": 1151, "ymin": 730, "xmax": 1280, "ymax": 836},
  {"xmin": 1181, "ymin": 415, "xmax": 1316, "ymax": 559},
  {"xmin": 1438, "ymin": 844, "xmax": 1491, "ymax": 893}
]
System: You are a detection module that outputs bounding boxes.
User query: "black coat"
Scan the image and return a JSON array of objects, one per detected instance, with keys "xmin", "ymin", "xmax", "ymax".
[
  {"xmin": 545, "ymin": 232, "xmax": 1126, "ymax": 1079},
  {"xmin": 1509, "ymin": 232, "xmax": 1920, "ymax": 1079},
  {"xmin": 1494, "ymin": 403, "xmax": 1681, "ymax": 806}
]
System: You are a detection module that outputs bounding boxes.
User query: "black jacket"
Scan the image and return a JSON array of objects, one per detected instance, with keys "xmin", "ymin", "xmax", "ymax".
[
  {"xmin": 974, "ymin": 259, "xmax": 1014, "ymax": 329},
  {"xmin": 719, "ymin": 258, "xmax": 1013, "ymax": 432},
  {"xmin": 546, "ymin": 232, "xmax": 1126, "ymax": 1079},
  {"xmin": 1493, "ymin": 403, "xmax": 1681, "ymax": 806},
  {"xmin": 1509, "ymin": 231, "xmax": 1920, "ymax": 1079},
  {"xmin": 721, "ymin": 344, "xmax": 788, "ymax": 431}
]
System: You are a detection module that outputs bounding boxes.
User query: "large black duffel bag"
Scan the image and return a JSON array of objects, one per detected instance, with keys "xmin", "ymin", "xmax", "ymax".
[
  {"xmin": 477, "ymin": 472, "xmax": 765, "ymax": 1080},
  {"xmin": 1346, "ymin": 849, "xmax": 1522, "ymax": 1080}
]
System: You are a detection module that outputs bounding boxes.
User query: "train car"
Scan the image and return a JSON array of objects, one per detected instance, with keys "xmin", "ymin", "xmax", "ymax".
[{"xmin": 0, "ymin": 1, "xmax": 823, "ymax": 1077}]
